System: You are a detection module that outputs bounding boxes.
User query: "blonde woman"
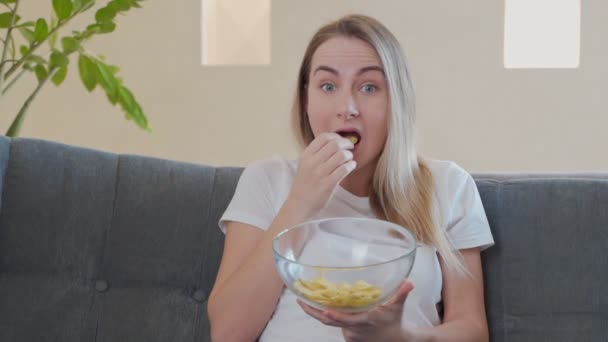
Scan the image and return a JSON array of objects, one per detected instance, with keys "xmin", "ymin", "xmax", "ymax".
[{"xmin": 208, "ymin": 14, "xmax": 494, "ymax": 342}]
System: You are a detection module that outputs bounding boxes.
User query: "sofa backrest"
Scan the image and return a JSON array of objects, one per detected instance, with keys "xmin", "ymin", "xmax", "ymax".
[
  {"xmin": 475, "ymin": 174, "xmax": 607, "ymax": 341},
  {"xmin": 0, "ymin": 137, "xmax": 606, "ymax": 342},
  {"xmin": 0, "ymin": 137, "xmax": 241, "ymax": 341}
]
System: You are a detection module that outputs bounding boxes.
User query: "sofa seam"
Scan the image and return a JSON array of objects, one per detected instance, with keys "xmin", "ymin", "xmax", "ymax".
[
  {"xmin": 0, "ymin": 137, "xmax": 11, "ymax": 278},
  {"xmin": 193, "ymin": 167, "xmax": 218, "ymax": 342},
  {"xmin": 498, "ymin": 181, "xmax": 507, "ymax": 342},
  {"xmin": 0, "ymin": 137, "xmax": 13, "ymax": 241},
  {"xmin": 98, "ymin": 153, "xmax": 121, "ymax": 279},
  {"xmin": 85, "ymin": 152, "xmax": 121, "ymax": 340}
]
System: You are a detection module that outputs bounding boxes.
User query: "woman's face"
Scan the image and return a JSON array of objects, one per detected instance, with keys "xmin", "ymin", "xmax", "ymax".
[{"xmin": 306, "ymin": 36, "xmax": 389, "ymax": 170}]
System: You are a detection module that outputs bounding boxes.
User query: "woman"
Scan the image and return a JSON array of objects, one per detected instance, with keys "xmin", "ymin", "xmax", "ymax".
[{"xmin": 208, "ymin": 14, "xmax": 494, "ymax": 342}]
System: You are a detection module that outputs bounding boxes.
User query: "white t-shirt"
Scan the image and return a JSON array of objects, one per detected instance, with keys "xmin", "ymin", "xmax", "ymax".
[{"xmin": 218, "ymin": 155, "xmax": 494, "ymax": 342}]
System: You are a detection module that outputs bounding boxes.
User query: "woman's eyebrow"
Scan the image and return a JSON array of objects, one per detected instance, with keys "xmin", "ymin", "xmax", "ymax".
[
  {"xmin": 312, "ymin": 65, "xmax": 385, "ymax": 76},
  {"xmin": 357, "ymin": 65, "xmax": 384, "ymax": 76},
  {"xmin": 313, "ymin": 65, "xmax": 339, "ymax": 76}
]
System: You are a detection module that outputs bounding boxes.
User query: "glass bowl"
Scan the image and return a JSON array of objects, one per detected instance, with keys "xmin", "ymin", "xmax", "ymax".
[{"xmin": 272, "ymin": 217, "xmax": 417, "ymax": 313}]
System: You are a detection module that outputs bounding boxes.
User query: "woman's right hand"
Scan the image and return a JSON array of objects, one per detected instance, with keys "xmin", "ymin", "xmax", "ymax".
[{"xmin": 284, "ymin": 132, "xmax": 357, "ymax": 219}]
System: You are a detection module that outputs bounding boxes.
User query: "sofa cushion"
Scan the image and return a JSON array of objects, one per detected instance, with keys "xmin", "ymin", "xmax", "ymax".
[
  {"xmin": 476, "ymin": 178, "xmax": 608, "ymax": 342},
  {"xmin": 0, "ymin": 138, "xmax": 243, "ymax": 342}
]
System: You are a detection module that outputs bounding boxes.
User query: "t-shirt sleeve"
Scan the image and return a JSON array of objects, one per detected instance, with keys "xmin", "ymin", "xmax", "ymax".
[
  {"xmin": 445, "ymin": 170, "xmax": 495, "ymax": 251},
  {"xmin": 218, "ymin": 161, "xmax": 277, "ymax": 234}
]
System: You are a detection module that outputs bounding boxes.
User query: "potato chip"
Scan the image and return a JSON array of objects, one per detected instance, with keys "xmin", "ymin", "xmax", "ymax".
[
  {"xmin": 346, "ymin": 135, "xmax": 359, "ymax": 145},
  {"xmin": 293, "ymin": 277, "xmax": 382, "ymax": 308}
]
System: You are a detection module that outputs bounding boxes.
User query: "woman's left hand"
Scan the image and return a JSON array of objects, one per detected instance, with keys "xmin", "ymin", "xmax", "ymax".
[{"xmin": 297, "ymin": 280, "xmax": 416, "ymax": 342}]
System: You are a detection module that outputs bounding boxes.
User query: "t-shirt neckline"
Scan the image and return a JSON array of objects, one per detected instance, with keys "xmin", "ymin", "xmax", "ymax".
[{"xmin": 335, "ymin": 185, "xmax": 370, "ymax": 209}]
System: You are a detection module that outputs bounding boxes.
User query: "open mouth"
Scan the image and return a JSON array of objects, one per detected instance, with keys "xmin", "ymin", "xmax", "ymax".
[{"xmin": 336, "ymin": 131, "xmax": 361, "ymax": 146}]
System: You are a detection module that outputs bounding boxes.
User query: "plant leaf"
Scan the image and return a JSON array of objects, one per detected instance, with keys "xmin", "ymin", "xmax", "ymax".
[
  {"xmin": 50, "ymin": 50, "xmax": 69, "ymax": 68},
  {"xmin": 95, "ymin": 60, "xmax": 118, "ymax": 102},
  {"xmin": 53, "ymin": 0, "xmax": 73, "ymax": 20},
  {"xmin": 26, "ymin": 54, "xmax": 47, "ymax": 65},
  {"xmin": 61, "ymin": 37, "xmax": 80, "ymax": 53},
  {"xmin": 49, "ymin": 15, "xmax": 59, "ymax": 49},
  {"xmin": 98, "ymin": 20, "xmax": 115, "ymax": 33},
  {"xmin": 85, "ymin": 23, "xmax": 100, "ymax": 33},
  {"xmin": 95, "ymin": 6, "xmax": 116, "ymax": 23},
  {"xmin": 0, "ymin": 12, "xmax": 19, "ymax": 28},
  {"xmin": 118, "ymin": 86, "xmax": 148, "ymax": 130},
  {"xmin": 80, "ymin": 0, "xmax": 95, "ymax": 12},
  {"xmin": 78, "ymin": 54, "xmax": 97, "ymax": 91},
  {"xmin": 107, "ymin": 64, "xmax": 120, "ymax": 75},
  {"xmin": 19, "ymin": 45, "xmax": 28, "ymax": 56},
  {"xmin": 117, "ymin": 85, "xmax": 135, "ymax": 111},
  {"xmin": 51, "ymin": 66, "xmax": 68, "ymax": 86},
  {"xmin": 14, "ymin": 20, "xmax": 34, "ymax": 28},
  {"xmin": 105, "ymin": 92, "xmax": 118, "ymax": 105},
  {"xmin": 34, "ymin": 18, "xmax": 49, "ymax": 42},
  {"xmin": 113, "ymin": 0, "xmax": 131, "ymax": 11},
  {"xmin": 17, "ymin": 27, "xmax": 35, "ymax": 43},
  {"xmin": 0, "ymin": 0, "xmax": 17, "ymax": 4},
  {"xmin": 35, "ymin": 65, "xmax": 48, "ymax": 82},
  {"xmin": 72, "ymin": 0, "xmax": 83, "ymax": 11}
]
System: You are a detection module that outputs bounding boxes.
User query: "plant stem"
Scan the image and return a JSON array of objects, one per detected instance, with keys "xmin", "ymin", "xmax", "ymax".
[
  {"xmin": 3, "ymin": 9, "xmax": 80, "ymax": 82},
  {"xmin": 0, "ymin": 59, "xmax": 19, "ymax": 67},
  {"xmin": 5, "ymin": 67, "xmax": 55, "ymax": 137},
  {"xmin": 2, "ymin": 68, "xmax": 26, "ymax": 95},
  {"xmin": 0, "ymin": 0, "xmax": 20, "ymax": 98},
  {"xmin": 9, "ymin": 29, "xmax": 15, "ymax": 60}
]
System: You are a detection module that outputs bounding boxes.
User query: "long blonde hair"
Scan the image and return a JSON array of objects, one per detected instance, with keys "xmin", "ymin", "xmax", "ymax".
[{"xmin": 292, "ymin": 14, "xmax": 465, "ymax": 273}]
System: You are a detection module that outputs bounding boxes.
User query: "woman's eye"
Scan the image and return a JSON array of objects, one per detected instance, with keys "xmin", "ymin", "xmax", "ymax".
[
  {"xmin": 361, "ymin": 84, "xmax": 378, "ymax": 93},
  {"xmin": 321, "ymin": 83, "xmax": 336, "ymax": 92}
]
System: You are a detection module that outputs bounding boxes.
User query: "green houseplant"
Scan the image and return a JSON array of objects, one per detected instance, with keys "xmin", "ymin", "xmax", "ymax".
[{"xmin": 0, "ymin": 0, "xmax": 149, "ymax": 137}]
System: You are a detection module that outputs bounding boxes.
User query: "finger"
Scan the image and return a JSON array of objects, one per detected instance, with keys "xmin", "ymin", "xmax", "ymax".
[
  {"xmin": 306, "ymin": 132, "xmax": 343, "ymax": 155},
  {"xmin": 296, "ymin": 300, "xmax": 345, "ymax": 327},
  {"xmin": 328, "ymin": 160, "xmax": 357, "ymax": 185},
  {"xmin": 324, "ymin": 309, "xmax": 370, "ymax": 327},
  {"xmin": 383, "ymin": 280, "xmax": 414, "ymax": 307},
  {"xmin": 317, "ymin": 149, "xmax": 353, "ymax": 176},
  {"xmin": 341, "ymin": 327, "xmax": 374, "ymax": 341},
  {"xmin": 298, "ymin": 300, "xmax": 369, "ymax": 328},
  {"xmin": 313, "ymin": 136, "xmax": 354, "ymax": 164}
]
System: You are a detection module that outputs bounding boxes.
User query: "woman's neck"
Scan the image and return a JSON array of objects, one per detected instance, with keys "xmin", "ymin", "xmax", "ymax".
[{"xmin": 339, "ymin": 162, "xmax": 375, "ymax": 197}]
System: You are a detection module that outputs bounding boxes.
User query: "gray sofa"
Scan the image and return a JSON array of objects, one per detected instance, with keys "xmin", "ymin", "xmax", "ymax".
[{"xmin": 0, "ymin": 136, "xmax": 606, "ymax": 342}]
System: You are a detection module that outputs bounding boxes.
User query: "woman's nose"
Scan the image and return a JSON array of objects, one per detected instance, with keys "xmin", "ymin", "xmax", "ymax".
[{"xmin": 337, "ymin": 91, "xmax": 360, "ymax": 120}]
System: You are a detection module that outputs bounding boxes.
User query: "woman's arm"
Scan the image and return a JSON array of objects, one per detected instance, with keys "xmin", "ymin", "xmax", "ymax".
[
  {"xmin": 208, "ymin": 133, "xmax": 356, "ymax": 342},
  {"xmin": 207, "ymin": 202, "xmax": 308, "ymax": 342},
  {"xmin": 411, "ymin": 247, "xmax": 489, "ymax": 342}
]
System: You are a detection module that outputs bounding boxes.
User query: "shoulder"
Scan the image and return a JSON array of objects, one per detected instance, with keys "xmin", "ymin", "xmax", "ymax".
[
  {"xmin": 423, "ymin": 158, "xmax": 494, "ymax": 249},
  {"xmin": 239, "ymin": 154, "xmax": 297, "ymax": 200},
  {"xmin": 246, "ymin": 154, "xmax": 296, "ymax": 174},
  {"xmin": 220, "ymin": 155, "xmax": 296, "ymax": 232},
  {"xmin": 243, "ymin": 154, "xmax": 297, "ymax": 181},
  {"xmin": 423, "ymin": 157, "xmax": 480, "ymax": 223},
  {"xmin": 423, "ymin": 157, "xmax": 473, "ymax": 190}
]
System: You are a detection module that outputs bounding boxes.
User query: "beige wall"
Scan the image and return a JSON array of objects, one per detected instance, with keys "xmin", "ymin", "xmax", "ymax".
[
  {"xmin": 202, "ymin": 0, "xmax": 270, "ymax": 65},
  {"xmin": 1, "ymin": 0, "xmax": 606, "ymax": 172}
]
